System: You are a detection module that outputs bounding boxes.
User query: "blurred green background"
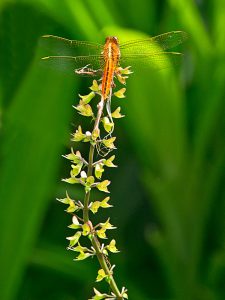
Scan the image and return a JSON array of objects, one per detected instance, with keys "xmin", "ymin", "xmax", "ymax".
[{"xmin": 0, "ymin": 0, "xmax": 225, "ymax": 299}]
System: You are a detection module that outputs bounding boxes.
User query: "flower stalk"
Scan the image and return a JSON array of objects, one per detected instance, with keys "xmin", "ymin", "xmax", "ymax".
[{"xmin": 58, "ymin": 67, "xmax": 131, "ymax": 300}]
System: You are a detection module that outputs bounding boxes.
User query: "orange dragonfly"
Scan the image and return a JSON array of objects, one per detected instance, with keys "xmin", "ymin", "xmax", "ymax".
[{"xmin": 41, "ymin": 31, "xmax": 188, "ymax": 100}]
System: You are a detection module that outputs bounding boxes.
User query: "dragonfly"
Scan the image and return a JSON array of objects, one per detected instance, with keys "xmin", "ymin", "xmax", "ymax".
[{"xmin": 41, "ymin": 31, "xmax": 188, "ymax": 101}]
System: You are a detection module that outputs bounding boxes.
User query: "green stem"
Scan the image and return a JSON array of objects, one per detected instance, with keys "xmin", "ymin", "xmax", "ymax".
[
  {"xmin": 82, "ymin": 96, "xmax": 123, "ymax": 299},
  {"xmin": 83, "ymin": 144, "xmax": 94, "ymax": 223},
  {"xmin": 91, "ymin": 235, "xmax": 122, "ymax": 298}
]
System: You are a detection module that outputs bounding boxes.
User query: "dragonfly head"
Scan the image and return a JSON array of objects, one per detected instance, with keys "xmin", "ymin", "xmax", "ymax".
[{"xmin": 105, "ymin": 36, "xmax": 119, "ymax": 45}]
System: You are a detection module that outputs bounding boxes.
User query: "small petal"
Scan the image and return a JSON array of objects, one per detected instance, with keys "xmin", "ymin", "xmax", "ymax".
[
  {"xmin": 75, "ymin": 100, "xmax": 93, "ymax": 117},
  {"xmin": 81, "ymin": 171, "xmax": 87, "ymax": 178},
  {"xmin": 90, "ymin": 80, "xmax": 100, "ymax": 92},
  {"xmin": 102, "ymin": 116, "xmax": 114, "ymax": 133},
  {"xmin": 114, "ymin": 88, "xmax": 126, "ymax": 98},
  {"xmin": 104, "ymin": 155, "xmax": 117, "ymax": 167},
  {"xmin": 97, "ymin": 228, "xmax": 107, "ymax": 239},
  {"xmin": 100, "ymin": 197, "xmax": 112, "ymax": 208},
  {"xmin": 111, "ymin": 107, "xmax": 124, "ymax": 118},
  {"xmin": 75, "ymin": 252, "xmax": 92, "ymax": 261},
  {"xmin": 102, "ymin": 137, "xmax": 116, "ymax": 149},
  {"xmin": 72, "ymin": 126, "xmax": 85, "ymax": 142},
  {"xmin": 100, "ymin": 218, "xmax": 116, "ymax": 230},
  {"xmin": 66, "ymin": 231, "xmax": 81, "ymax": 247},
  {"xmin": 96, "ymin": 269, "xmax": 107, "ymax": 282},
  {"xmin": 90, "ymin": 201, "xmax": 101, "ymax": 214},
  {"xmin": 96, "ymin": 180, "xmax": 111, "ymax": 193},
  {"xmin": 95, "ymin": 163, "xmax": 104, "ymax": 179},
  {"xmin": 62, "ymin": 177, "xmax": 80, "ymax": 184},
  {"xmin": 92, "ymin": 128, "xmax": 100, "ymax": 140},
  {"xmin": 106, "ymin": 239, "xmax": 119, "ymax": 253},
  {"xmin": 79, "ymin": 91, "xmax": 95, "ymax": 104},
  {"xmin": 82, "ymin": 223, "xmax": 91, "ymax": 236}
]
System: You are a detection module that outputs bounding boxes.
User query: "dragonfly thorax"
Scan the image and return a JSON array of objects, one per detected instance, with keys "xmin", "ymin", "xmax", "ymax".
[{"xmin": 103, "ymin": 36, "xmax": 120, "ymax": 63}]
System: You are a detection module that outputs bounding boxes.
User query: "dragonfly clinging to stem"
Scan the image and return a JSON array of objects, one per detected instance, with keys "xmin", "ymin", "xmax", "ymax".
[{"xmin": 41, "ymin": 31, "xmax": 188, "ymax": 101}]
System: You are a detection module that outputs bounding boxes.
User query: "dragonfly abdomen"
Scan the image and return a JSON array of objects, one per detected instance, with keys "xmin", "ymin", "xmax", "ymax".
[
  {"xmin": 101, "ymin": 58, "xmax": 115, "ymax": 100},
  {"xmin": 102, "ymin": 37, "xmax": 120, "ymax": 100}
]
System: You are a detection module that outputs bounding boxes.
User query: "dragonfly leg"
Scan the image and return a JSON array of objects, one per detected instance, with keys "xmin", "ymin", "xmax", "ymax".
[
  {"xmin": 75, "ymin": 65, "xmax": 102, "ymax": 77},
  {"xmin": 111, "ymin": 80, "xmax": 116, "ymax": 88}
]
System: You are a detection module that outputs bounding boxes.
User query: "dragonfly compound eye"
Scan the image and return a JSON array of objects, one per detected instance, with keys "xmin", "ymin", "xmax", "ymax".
[{"xmin": 112, "ymin": 36, "xmax": 119, "ymax": 43}]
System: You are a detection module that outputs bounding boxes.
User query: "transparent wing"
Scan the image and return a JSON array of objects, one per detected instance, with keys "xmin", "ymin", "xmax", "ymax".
[
  {"xmin": 120, "ymin": 31, "xmax": 188, "ymax": 54},
  {"xmin": 40, "ymin": 35, "xmax": 103, "ymax": 57},
  {"xmin": 119, "ymin": 52, "xmax": 184, "ymax": 71},
  {"xmin": 41, "ymin": 55, "xmax": 104, "ymax": 75}
]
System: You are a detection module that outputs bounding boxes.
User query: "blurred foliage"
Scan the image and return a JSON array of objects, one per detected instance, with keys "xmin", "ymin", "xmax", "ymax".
[{"xmin": 0, "ymin": 0, "xmax": 225, "ymax": 300}]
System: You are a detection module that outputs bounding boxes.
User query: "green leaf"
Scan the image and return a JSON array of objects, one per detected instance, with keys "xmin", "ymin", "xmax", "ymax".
[
  {"xmin": 96, "ymin": 180, "xmax": 111, "ymax": 193},
  {"xmin": 0, "ymin": 4, "xmax": 102, "ymax": 300},
  {"xmin": 102, "ymin": 137, "xmax": 116, "ymax": 149},
  {"xmin": 114, "ymin": 88, "xmax": 126, "ymax": 98},
  {"xmin": 96, "ymin": 269, "xmax": 107, "ymax": 282},
  {"xmin": 111, "ymin": 107, "xmax": 125, "ymax": 118}
]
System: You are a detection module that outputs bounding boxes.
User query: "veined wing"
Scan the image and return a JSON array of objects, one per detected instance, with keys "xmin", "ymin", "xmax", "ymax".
[
  {"xmin": 41, "ymin": 35, "xmax": 103, "ymax": 57},
  {"xmin": 41, "ymin": 55, "xmax": 104, "ymax": 74},
  {"xmin": 119, "ymin": 52, "xmax": 184, "ymax": 71},
  {"xmin": 120, "ymin": 31, "xmax": 188, "ymax": 54}
]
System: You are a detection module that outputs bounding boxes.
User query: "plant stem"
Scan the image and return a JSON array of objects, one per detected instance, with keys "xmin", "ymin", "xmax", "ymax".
[
  {"xmin": 83, "ymin": 144, "xmax": 94, "ymax": 223},
  {"xmin": 91, "ymin": 236, "xmax": 122, "ymax": 298},
  {"xmin": 83, "ymin": 96, "xmax": 123, "ymax": 299}
]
